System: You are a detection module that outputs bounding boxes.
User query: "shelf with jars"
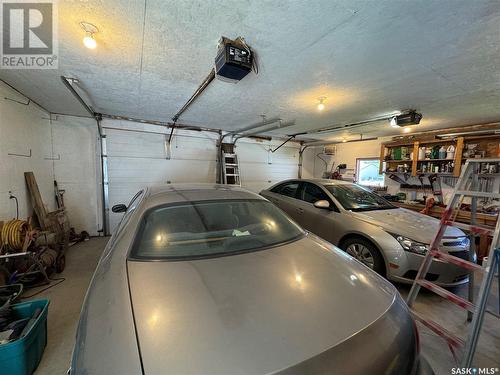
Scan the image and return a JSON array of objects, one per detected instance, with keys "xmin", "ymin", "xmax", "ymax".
[{"xmin": 380, "ymin": 137, "xmax": 464, "ymax": 177}]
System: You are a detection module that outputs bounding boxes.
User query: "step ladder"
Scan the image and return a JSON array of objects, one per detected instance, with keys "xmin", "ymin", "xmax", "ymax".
[
  {"xmin": 406, "ymin": 158, "xmax": 500, "ymax": 367},
  {"xmin": 222, "ymin": 153, "xmax": 241, "ymax": 185}
]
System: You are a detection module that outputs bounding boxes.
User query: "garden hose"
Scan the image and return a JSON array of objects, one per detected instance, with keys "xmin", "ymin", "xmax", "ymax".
[{"xmin": 0, "ymin": 220, "xmax": 31, "ymax": 251}]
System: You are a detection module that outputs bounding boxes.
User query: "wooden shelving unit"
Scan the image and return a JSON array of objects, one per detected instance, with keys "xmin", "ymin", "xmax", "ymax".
[
  {"xmin": 378, "ymin": 123, "xmax": 500, "ymax": 182},
  {"xmin": 379, "ymin": 137, "xmax": 466, "ymax": 177}
]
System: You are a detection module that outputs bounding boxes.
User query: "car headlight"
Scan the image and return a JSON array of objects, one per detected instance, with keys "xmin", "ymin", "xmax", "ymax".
[{"xmin": 389, "ymin": 233, "xmax": 429, "ymax": 255}]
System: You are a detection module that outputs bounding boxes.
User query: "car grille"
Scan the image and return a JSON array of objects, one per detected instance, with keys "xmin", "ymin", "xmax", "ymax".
[
  {"xmin": 443, "ymin": 237, "xmax": 469, "ymax": 247},
  {"xmin": 443, "ymin": 240, "xmax": 463, "ymax": 246}
]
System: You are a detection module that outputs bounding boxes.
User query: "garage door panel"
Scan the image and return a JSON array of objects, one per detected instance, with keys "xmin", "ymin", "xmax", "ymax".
[
  {"xmin": 107, "ymin": 127, "xmax": 218, "ymax": 232},
  {"xmin": 107, "ymin": 130, "xmax": 167, "ymax": 159},
  {"xmin": 106, "ymin": 128, "xmax": 300, "ymax": 232},
  {"xmin": 237, "ymin": 144, "xmax": 300, "ymax": 165},
  {"xmin": 170, "ymin": 135, "xmax": 218, "ymax": 160},
  {"xmin": 240, "ymin": 162, "xmax": 298, "ymax": 182}
]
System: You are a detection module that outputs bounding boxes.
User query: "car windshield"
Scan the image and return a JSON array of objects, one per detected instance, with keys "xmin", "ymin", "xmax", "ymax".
[
  {"xmin": 129, "ymin": 199, "xmax": 304, "ymax": 260},
  {"xmin": 324, "ymin": 184, "xmax": 395, "ymax": 212}
]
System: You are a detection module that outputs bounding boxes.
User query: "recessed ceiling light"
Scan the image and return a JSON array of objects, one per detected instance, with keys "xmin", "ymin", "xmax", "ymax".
[
  {"xmin": 80, "ymin": 22, "xmax": 98, "ymax": 49},
  {"xmin": 317, "ymin": 97, "xmax": 326, "ymax": 111}
]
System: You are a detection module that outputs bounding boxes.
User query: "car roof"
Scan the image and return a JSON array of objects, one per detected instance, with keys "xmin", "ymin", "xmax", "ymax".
[
  {"xmin": 143, "ymin": 183, "xmax": 264, "ymax": 210},
  {"xmin": 270, "ymin": 179, "xmax": 354, "ymax": 187},
  {"xmin": 302, "ymin": 179, "xmax": 353, "ymax": 186}
]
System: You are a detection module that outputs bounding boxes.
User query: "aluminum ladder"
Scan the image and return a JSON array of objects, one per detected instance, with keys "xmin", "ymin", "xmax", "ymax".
[
  {"xmin": 222, "ymin": 153, "xmax": 241, "ymax": 185},
  {"xmin": 406, "ymin": 158, "xmax": 500, "ymax": 367}
]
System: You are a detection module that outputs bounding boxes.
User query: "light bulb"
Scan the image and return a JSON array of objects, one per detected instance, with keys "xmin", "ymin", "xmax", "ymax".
[
  {"xmin": 317, "ymin": 97, "xmax": 326, "ymax": 111},
  {"xmin": 83, "ymin": 34, "xmax": 97, "ymax": 49}
]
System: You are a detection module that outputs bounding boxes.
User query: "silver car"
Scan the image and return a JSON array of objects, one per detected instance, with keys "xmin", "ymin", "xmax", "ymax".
[
  {"xmin": 260, "ymin": 179, "xmax": 470, "ymax": 287},
  {"xmin": 71, "ymin": 184, "xmax": 432, "ymax": 374}
]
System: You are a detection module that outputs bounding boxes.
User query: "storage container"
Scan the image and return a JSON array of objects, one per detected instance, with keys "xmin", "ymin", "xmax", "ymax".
[
  {"xmin": 393, "ymin": 147, "xmax": 402, "ymax": 160},
  {"xmin": 0, "ymin": 299, "xmax": 49, "ymax": 375}
]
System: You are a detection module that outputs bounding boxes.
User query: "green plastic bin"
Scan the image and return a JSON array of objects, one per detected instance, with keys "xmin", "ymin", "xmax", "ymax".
[{"xmin": 0, "ymin": 299, "xmax": 49, "ymax": 375}]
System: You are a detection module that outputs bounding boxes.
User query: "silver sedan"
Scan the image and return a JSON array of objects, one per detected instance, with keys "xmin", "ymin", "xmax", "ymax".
[
  {"xmin": 71, "ymin": 184, "xmax": 432, "ymax": 374},
  {"xmin": 260, "ymin": 179, "xmax": 470, "ymax": 287}
]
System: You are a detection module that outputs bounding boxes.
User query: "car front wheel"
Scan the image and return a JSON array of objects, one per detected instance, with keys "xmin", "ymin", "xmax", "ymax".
[{"xmin": 342, "ymin": 237, "xmax": 385, "ymax": 275}]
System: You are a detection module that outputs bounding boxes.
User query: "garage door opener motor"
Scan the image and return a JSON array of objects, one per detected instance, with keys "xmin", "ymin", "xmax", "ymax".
[{"xmin": 215, "ymin": 36, "xmax": 255, "ymax": 82}]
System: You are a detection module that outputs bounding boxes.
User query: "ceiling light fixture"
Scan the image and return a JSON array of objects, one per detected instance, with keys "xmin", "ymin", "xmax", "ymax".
[
  {"xmin": 80, "ymin": 22, "xmax": 98, "ymax": 49},
  {"xmin": 403, "ymin": 127, "xmax": 411, "ymax": 133},
  {"xmin": 342, "ymin": 138, "xmax": 347, "ymax": 142},
  {"xmin": 317, "ymin": 97, "xmax": 326, "ymax": 111}
]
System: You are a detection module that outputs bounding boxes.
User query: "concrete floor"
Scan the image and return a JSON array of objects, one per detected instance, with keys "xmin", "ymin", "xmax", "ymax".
[
  {"xmin": 31, "ymin": 237, "xmax": 107, "ymax": 375},
  {"xmin": 28, "ymin": 238, "xmax": 499, "ymax": 375}
]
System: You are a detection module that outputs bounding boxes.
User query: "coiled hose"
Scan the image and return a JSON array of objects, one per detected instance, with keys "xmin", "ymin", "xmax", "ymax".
[{"xmin": 0, "ymin": 220, "xmax": 31, "ymax": 251}]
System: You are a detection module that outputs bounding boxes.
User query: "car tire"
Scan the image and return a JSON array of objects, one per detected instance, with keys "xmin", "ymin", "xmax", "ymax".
[
  {"xmin": 341, "ymin": 237, "xmax": 385, "ymax": 275},
  {"xmin": 56, "ymin": 254, "xmax": 66, "ymax": 273}
]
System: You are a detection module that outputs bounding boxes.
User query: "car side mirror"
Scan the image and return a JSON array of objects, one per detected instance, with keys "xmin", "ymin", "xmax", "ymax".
[
  {"xmin": 112, "ymin": 204, "xmax": 127, "ymax": 213},
  {"xmin": 313, "ymin": 200, "xmax": 330, "ymax": 209}
]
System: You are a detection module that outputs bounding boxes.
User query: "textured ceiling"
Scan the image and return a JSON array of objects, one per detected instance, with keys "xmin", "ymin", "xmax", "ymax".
[{"xmin": 1, "ymin": 0, "xmax": 499, "ymax": 141}]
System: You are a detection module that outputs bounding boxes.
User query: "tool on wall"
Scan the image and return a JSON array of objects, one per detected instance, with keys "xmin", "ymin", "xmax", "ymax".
[
  {"xmin": 406, "ymin": 158, "xmax": 500, "ymax": 367},
  {"xmin": 8, "ymin": 193, "xmax": 19, "ymax": 220},
  {"xmin": 388, "ymin": 173, "xmax": 408, "ymax": 185},
  {"xmin": 54, "ymin": 180, "xmax": 65, "ymax": 209}
]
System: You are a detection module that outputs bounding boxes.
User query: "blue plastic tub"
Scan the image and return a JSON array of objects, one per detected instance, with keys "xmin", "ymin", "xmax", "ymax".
[{"xmin": 0, "ymin": 299, "xmax": 50, "ymax": 375}]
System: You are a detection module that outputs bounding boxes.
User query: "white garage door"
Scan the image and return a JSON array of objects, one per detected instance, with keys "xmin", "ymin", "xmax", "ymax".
[{"xmin": 104, "ymin": 120, "xmax": 300, "ymax": 232}]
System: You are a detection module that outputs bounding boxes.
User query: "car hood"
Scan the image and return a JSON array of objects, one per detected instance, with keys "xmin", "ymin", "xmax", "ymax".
[
  {"xmin": 127, "ymin": 235, "xmax": 397, "ymax": 374},
  {"xmin": 351, "ymin": 207, "xmax": 465, "ymax": 244}
]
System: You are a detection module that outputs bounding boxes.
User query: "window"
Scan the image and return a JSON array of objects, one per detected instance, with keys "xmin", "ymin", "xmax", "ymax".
[
  {"xmin": 302, "ymin": 182, "xmax": 329, "ymax": 204},
  {"xmin": 274, "ymin": 182, "xmax": 300, "ymax": 198},
  {"xmin": 355, "ymin": 158, "xmax": 384, "ymax": 187},
  {"xmin": 129, "ymin": 200, "xmax": 304, "ymax": 260},
  {"xmin": 324, "ymin": 184, "xmax": 395, "ymax": 212}
]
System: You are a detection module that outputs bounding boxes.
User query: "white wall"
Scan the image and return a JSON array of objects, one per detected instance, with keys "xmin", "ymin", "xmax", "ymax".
[
  {"xmin": 0, "ymin": 83, "xmax": 55, "ymax": 221},
  {"xmin": 309, "ymin": 138, "xmax": 389, "ymax": 179},
  {"xmin": 0, "ymin": 81, "xmax": 99, "ymax": 235}
]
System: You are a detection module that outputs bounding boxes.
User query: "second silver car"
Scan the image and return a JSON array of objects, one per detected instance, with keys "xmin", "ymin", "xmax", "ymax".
[{"xmin": 260, "ymin": 179, "xmax": 470, "ymax": 286}]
